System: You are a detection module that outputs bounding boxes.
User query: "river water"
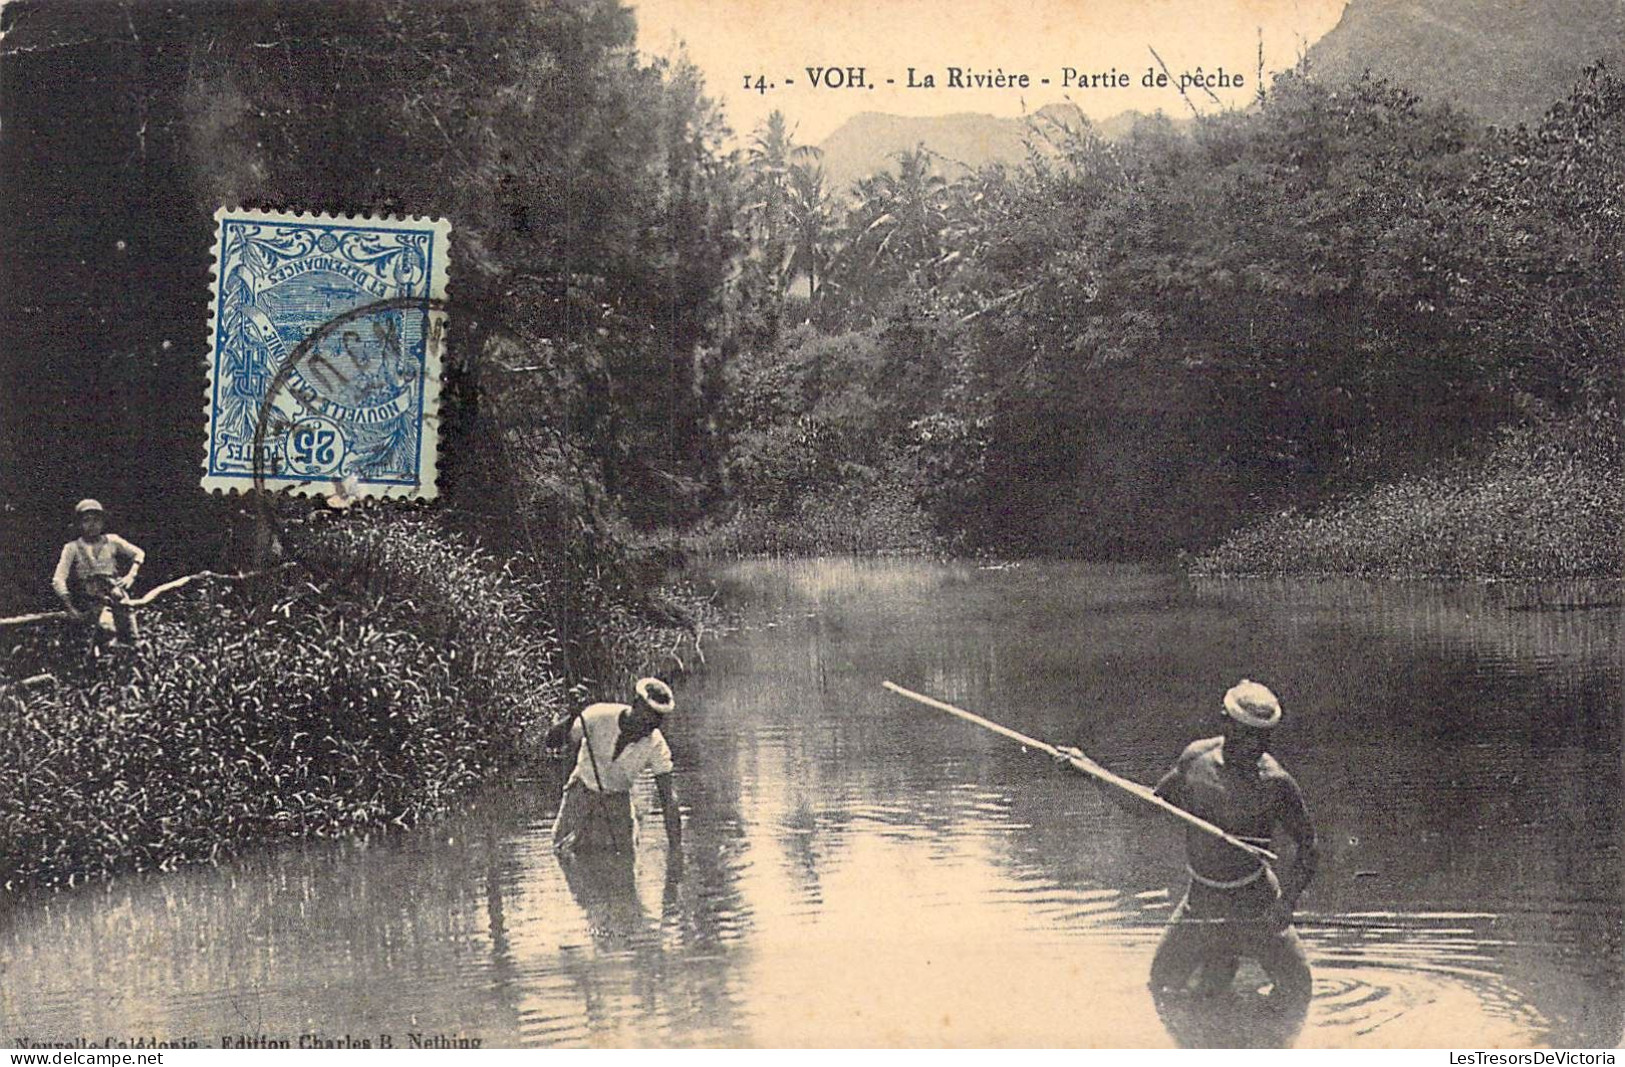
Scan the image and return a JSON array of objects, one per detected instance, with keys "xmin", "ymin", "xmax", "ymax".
[{"xmin": 2, "ymin": 559, "xmax": 1620, "ymax": 1048}]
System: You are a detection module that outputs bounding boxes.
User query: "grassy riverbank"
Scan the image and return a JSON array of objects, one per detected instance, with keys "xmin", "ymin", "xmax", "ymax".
[
  {"xmin": 1192, "ymin": 419, "xmax": 1623, "ymax": 579},
  {"xmin": 0, "ymin": 510, "xmax": 715, "ymax": 893}
]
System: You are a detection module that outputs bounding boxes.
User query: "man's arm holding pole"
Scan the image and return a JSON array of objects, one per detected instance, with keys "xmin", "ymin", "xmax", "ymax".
[
  {"xmin": 1052, "ymin": 744, "xmax": 1174, "ymax": 818},
  {"xmin": 882, "ymin": 682, "xmax": 1274, "ymax": 863}
]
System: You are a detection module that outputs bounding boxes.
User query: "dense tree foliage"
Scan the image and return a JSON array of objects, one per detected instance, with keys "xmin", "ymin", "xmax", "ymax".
[
  {"xmin": 2, "ymin": 0, "xmax": 1616, "ymax": 583},
  {"xmin": 184, "ymin": 0, "xmax": 739, "ymax": 529},
  {"xmin": 1, "ymin": 0, "xmax": 739, "ymax": 610},
  {"xmin": 721, "ymin": 67, "xmax": 1622, "ymax": 559},
  {"xmin": 0, "ymin": 0, "xmax": 737, "ymax": 885}
]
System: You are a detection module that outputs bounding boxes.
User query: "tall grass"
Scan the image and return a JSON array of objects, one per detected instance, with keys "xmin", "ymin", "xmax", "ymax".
[
  {"xmin": 1193, "ymin": 418, "xmax": 1624, "ymax": 579},
  {"xmin": 0, "ymin": 508, "xmax": 714, "ymax": 893}
]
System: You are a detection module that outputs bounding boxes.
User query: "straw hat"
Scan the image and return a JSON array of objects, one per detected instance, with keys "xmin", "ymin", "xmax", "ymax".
[
  {"xmin": 75, "ymin": 499, "xmax": 104, "ymax": 514},
  {"xmin": 1223, "ymin": 679, "xmax": 1281, "ymax": 730},
  {"xmin": 635, "ymin": 677, "xmax": 675, "ymax": 716}
]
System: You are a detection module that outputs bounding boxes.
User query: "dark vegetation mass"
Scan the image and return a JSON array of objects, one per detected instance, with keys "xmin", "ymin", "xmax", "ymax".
[
  {"xmin": 0, "ymin": 0, "xmax": 727, "ymax": 891},
  {"xmin": 0, "ymin": 0, "xmax": 1618, "ymax": 890},
  {"xmin": 721, "ymin": 70, "xmax": 1621, "ymax": 567},
  {"xmin": 1, "ymin": 512, "xmax": 712, "ymax": 889}
]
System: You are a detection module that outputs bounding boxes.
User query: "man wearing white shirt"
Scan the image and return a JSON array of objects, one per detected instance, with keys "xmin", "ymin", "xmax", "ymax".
[
  {"xmin": 547, "ymin": 677, "xmax": 683, "ymax": 865},
  {"xmin": 52, "ymin": 498, "xmax": 145, "ymax": 645}
]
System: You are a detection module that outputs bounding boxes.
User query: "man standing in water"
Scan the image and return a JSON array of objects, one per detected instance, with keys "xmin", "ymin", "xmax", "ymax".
[
  {"xmin": 1149, "ymin": 679, "xmax": 1317, "ymax": 1003},
  {"xmin": 1060, "ymin": 679, "xmax": 1317, "ymax": 1005},
  {"xmin": 546, "ymin": 677, "xmax": 683, "ymax": 867}
]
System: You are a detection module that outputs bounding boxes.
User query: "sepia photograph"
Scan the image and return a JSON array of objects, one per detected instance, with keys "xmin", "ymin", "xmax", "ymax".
[{"xmin": 0, "ymin": 0, "xmax": 1620, "ymax": 1050}]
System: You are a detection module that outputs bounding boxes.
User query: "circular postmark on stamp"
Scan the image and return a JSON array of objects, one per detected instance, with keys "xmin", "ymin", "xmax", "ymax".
[
  {"xmin": 251, "ymin": 294, "xmax": 450, "ymax": 501},
  {"xmin": 245, "ymin": 295, "xmax": 450, "ymax": 561}
]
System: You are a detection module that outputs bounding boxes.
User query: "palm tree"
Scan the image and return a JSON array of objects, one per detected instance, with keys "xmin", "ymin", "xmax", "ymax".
[
  {"xmin": 851, "ymin": 146, "xmax": 948, "ymax": 275},
  {"xmin": 826, "ymin": 145, "xmax": 953, "ymax": 323},
  {"xmin": 742, "ymin": 111, "xmax": 828, "ymax": 323},
  {"xmin": 783, "ymin": 159, "xmax": 835, "ymax": 308},
  {"xmin": 744, "ymin": 111, "xmax": 822, "ymax": 255}
]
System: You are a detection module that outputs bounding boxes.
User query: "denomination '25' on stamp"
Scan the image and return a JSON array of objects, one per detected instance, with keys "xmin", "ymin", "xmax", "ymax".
[{"xmin": 202, "ymin": 208, "xmax": 450, "ymax": 500}]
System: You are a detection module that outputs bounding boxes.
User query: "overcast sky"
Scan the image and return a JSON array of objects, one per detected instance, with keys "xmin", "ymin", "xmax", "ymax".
[{"xmin": 632, "ymin": 0, "xmax": 1351, "ymax": 145}]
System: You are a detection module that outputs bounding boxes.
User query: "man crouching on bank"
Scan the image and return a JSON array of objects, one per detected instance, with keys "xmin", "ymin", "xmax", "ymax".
[{"xmin": 546, "ymin": 677, "xmax": 682, "ymax": 866}]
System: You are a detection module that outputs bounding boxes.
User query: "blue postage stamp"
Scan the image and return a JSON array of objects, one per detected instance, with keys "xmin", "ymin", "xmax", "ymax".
[{"xmin": 202, "ymin": 208, "xmax": 450, "ymax": 500}]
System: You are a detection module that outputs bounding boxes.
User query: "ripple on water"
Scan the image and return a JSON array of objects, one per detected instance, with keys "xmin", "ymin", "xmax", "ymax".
[
  {"xmin": 1034, "ymin": 908, "xmax": 1555, "ymax": 1047},
  {"xmin": 1301, "ymin": 965, "xmax": 1547, "ymax": 1048},
  {"xmin": 1299, "ymin": 914, "xmax": 1551, "ymax": 1048}
]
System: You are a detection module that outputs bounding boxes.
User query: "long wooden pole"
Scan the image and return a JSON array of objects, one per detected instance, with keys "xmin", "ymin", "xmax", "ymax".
[{"xmin": 881, "ymin": 681, "xmax": 1276, "ymax": 864}]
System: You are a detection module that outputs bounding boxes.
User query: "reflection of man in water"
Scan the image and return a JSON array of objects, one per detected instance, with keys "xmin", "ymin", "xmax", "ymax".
[
  {"xmin": 546, "ymin": 678, "xmax": 683, "ymax": 867},
  {"xmin": 1146, "ymin": 680, "xmax": 1318, "ymax": 1004}
]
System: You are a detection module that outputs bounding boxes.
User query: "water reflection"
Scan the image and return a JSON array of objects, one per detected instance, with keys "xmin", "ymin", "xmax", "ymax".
[
  {"xmin": 0, "ymin": 559, "xmax": 1618, "ymax": 1047},
  {"xmin": 1153, "ymin": 983, "xmax": 1310, "ymax": 1049}
]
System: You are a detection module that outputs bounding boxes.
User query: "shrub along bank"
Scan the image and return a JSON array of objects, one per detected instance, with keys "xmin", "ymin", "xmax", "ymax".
[
  {"xmin": 1192, "ymin": 418, "xmax": 1623, "ymax": 579},
  {"xmin": 688, "ymin": 476, "xmax": 940, "ymax": 558},
  {"xmin": 0, "ymin": 509, "xmax": 711, "ymax": 893}
]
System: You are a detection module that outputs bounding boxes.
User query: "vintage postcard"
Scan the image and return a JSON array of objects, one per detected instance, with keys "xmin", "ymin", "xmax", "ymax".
[{"xmin": 0, "ymin": 0, "xmax": 1618, "ymax": 1054}]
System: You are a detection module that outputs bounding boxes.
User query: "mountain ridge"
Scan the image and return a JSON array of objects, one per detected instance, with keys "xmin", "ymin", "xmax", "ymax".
[
  {"xmin": 809, "ymin": 0, "xmax": 1623, "ymax": 191},
  {"xmin": 1303, "ymin": 0, "xmax": 1624, "ymax": 126}
]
